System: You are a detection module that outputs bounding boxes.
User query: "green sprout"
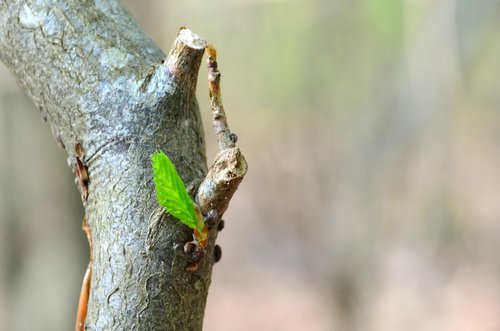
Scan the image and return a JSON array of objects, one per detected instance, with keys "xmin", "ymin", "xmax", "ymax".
[{"xmin": 151, "ymin": 150, "xmax": 207, "ymax": 245}]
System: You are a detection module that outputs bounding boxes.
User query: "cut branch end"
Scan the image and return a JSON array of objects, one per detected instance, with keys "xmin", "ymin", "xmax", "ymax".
[{"xmin": 164, "ymin": 28, "xmax": 207, "ymax": 94}]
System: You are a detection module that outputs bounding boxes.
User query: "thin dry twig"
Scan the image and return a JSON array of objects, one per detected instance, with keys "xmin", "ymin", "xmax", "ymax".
[
  {"xmin": 196, "ymin": 45, "xmax": 247, "ymax": 218},
  {"xmin": 206, "ymin": 45, "xmax": 237, "ymax": 151}
]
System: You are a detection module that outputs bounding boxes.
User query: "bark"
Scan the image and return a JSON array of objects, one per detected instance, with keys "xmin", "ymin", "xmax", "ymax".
[{"xmin": 0, "ymin": 0, "xmax": 246, "ymax": 329}]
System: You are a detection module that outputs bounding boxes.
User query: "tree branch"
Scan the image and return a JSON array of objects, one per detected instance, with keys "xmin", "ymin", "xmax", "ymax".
[{"xmin": 0, "ymin": 1, "xmax": 242, "ymax": 329}]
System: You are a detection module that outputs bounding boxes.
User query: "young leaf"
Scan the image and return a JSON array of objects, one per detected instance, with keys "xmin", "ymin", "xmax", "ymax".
[{"xmin": 151, "ymin": 150, "xmax": 198, "ymax": 230}]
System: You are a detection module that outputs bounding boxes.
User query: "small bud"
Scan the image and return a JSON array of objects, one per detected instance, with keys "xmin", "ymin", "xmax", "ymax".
[
  {"xmin": 183, "ymin": 241, "xmax": 197, "ymax": 254},
  {"xmin": 204, "ymin": 209, "xmax": 218, "ymax": 228},
  {"xmin": 229, "ymin": 133, "xmax": 238, "ymax": 143},
  {"xmin": 214, "ymin": 244, "xmax": 222, "ymax": 263},
  {"xmin": 190, "ymin": 247, "xmax": 206, "ymax": 263},
  {"xmin": 217, "ymin": 219, "xmax": 225, "ymax": 232}
]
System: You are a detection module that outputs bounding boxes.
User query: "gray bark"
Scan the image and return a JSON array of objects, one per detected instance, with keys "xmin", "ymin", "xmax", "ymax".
[{"xmin": 0, "ymin": 0, "xmax": 220, "ymax": 329}]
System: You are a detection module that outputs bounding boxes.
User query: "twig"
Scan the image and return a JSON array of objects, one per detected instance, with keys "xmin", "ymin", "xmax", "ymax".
[
  {"xmin": 196, "ymin": 45, "xmax": 247, "ymax": 218},
  {"xmin": 205, "ymin": 45, "xmax": 236, "ymax": 151}
]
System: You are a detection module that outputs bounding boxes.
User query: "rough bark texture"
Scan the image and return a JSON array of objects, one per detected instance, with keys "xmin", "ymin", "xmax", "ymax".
[{"xmin": 0, "ymin": 0, "xmax": 229, "ymax": 329}]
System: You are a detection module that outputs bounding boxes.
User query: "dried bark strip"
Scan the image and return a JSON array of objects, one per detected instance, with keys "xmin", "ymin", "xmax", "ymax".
[
  {"xmin": 75, "ymin": 217, "xmax": 93, "ymax": 331},
  {"xmin": 74, "ymin": 143, "xmax": 89, "ymax": 201}
]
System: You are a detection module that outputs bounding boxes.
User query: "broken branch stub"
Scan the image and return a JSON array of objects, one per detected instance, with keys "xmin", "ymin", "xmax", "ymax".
[{"xmin": 165, "ymin": 28, "xmax": 207, "ymax": 96}]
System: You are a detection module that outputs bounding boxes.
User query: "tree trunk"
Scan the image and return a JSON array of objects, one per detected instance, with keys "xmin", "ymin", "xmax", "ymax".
[{"xmin": 0, "ymin": 0, "xmax": 246, "ymax": 329}]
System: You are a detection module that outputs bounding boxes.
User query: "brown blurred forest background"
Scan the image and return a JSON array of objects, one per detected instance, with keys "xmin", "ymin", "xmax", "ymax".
[{"xmin": 1, "ymin": 0, "xmax": 500, "ymax": 330}]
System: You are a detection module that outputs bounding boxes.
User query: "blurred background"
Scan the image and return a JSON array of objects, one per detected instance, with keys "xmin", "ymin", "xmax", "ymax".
[{"xmin": 1, "ymin": 0, "xmax": 500, "ymax": 330}]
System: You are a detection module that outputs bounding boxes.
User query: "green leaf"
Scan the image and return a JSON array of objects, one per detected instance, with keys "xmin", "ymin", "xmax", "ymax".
[{"xmin": 151, "ymin": 150, "xmax": 198, "ymax": 230}]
